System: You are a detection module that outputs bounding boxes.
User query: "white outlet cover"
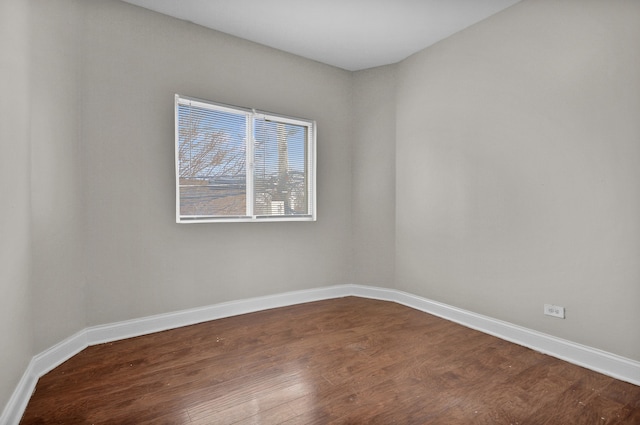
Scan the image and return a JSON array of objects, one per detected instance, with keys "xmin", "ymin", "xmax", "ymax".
[{"xmin": 544, "ymin": 304, "xmax": 565, "ymax": 319}]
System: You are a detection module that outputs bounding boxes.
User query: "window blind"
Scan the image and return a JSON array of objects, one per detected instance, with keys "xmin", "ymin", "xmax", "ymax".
[{"xmin": 175, "ymin": 95, "xmax": 316, "ymax": 223}]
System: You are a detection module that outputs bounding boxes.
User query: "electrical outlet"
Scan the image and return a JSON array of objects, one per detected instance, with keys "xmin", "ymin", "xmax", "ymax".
[{"xmin": 544, "ymin": 304, "xmax": 565, "ymax": 319}]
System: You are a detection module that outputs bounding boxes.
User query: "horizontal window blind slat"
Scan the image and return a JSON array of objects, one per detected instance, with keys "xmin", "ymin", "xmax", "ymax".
[{"xmin": 175, "ymin": 94, "xmax": 315, "ymax": 222}]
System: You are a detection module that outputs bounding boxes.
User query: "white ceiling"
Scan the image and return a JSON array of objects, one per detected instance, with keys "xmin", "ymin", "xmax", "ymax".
[{"xmin": 121, "ymin": 0, "xmax": 521, "ymax": 71}]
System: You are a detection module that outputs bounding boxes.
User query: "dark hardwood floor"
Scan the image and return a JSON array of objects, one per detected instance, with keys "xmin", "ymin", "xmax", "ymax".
[{"xmin": 20, "ymin": 297, "xmax": 640, "ymax": 424}]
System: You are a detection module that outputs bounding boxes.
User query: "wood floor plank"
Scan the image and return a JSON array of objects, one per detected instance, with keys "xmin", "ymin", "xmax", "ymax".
[{"xmin": 20, "ymin": 297, "xmax": 640, "ymax": 424}]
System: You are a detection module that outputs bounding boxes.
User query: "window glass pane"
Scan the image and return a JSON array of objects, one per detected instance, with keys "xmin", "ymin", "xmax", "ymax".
[
  {"xmin": 177, "ymin": 103, "xmax": 247, "ymax": 217},
  {"xmin": 175, "ymin": 95, "xmax": 315, "ymax": 223},
  {"xmin": 253, "ymin": 119, "xmax": 308, "ymax": 216}
]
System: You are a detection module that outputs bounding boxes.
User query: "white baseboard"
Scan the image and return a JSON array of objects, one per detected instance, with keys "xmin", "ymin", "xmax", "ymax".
[
  {"xmin": 1, "ymin": 359, "xmax": 38, "ymax": 425},
  {"xmin": 3, "ymin": 284, "xmax": 639, "ymax": 424},
  {"xmin": 84, "ymin": 285, "xmax": 353, "ymax": 346},
  {"xmin": 349, "ymin": 285, "xmax": 640, "ymax": 387}
]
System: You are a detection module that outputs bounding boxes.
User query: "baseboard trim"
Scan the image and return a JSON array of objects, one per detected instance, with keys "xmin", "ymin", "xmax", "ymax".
[
  {"xmin": 3, "ymin": 284, "xmax": 639, "ymax": 424},
  {"xmin": 1, "ymin": 359, "xmax": 38, "ymax": 425},
  {"xmin": 349, "ymin": 285, "xmax": 640, "ymax": 387},
  {"xmin": 84, "ymin": 285, "xmax": 353, "ymax": 346}
]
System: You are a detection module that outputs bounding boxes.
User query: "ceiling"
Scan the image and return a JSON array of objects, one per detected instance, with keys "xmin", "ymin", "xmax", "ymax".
[{"xmin": 121, "ymin": 0, "xmax": 521, "ymax": 71}]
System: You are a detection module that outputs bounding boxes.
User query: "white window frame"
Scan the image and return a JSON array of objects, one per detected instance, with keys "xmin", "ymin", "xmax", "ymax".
[{"xmin": 175, "ymin": 94, "xmax": 317, "ymax": 223}]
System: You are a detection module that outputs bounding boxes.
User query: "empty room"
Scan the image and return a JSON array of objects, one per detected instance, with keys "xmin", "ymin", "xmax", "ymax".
[{"xmin": 2, "ymin": 0, "xmax": 639, "ymax": 423}]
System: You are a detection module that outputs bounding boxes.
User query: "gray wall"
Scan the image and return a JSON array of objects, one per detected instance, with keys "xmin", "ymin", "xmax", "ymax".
[
  {"xmin": 352, "ymin": 66, "xmax": 397, "ymax": 286},
  {"xmin": 395, "ymin": 0, "xmax": 640, "ymax": 360},
  {"xmin": 0, "ymin": 0, "xmax": 34, "ymax": 409},
  {"xmin": 1, "ymin": 0, "xmax": 87, "ymax": 410},
  {"xmin": 80, "ymin": 1, "xmax": 354, "ymax": 325},
  {"xmin": 30, "ymin": 0, "xmax": 86, "ymax": 353}
]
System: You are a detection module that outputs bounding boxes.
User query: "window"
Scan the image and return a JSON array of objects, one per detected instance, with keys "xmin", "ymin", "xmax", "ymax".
[{"xmin": 175, "ymin": 95, "xmax": 316, "ymax": 223}]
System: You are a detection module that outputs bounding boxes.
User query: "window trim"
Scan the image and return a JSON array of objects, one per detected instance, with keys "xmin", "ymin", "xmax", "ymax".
[{"xmin": 175, "ymin": 94, "xmax": 317, "ymax": 223}]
